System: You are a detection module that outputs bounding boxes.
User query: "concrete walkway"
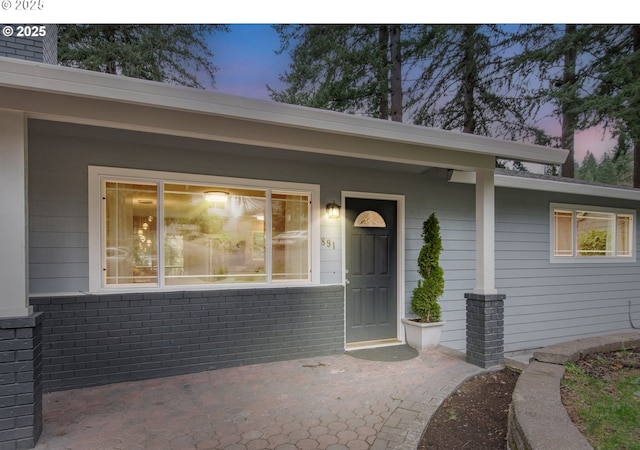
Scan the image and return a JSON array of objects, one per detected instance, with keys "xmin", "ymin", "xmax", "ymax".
[{"xmin": 33, "ymin": 346, "xmax": 484, "ymax": 450}]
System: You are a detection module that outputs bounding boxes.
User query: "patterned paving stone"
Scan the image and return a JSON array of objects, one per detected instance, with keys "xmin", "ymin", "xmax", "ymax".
[{"xmin": 33, "ymin": 347, "xmax": 483, "ymax": 450}]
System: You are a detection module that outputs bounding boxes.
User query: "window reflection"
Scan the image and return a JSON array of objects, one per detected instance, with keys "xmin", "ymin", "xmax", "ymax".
[
  {"xmin": 105, "ymin": 182, "xmax": 158, "ymax": 285},
  {"xmin": 102, "ymin": 178, "xmax": 313, "ymax": 288},
  {"xmin": 272, "ymin": 193, "xmax": 309, "ymax": 281},
  {"xmin": 164, "ymin": 184, "xmax": 266, "ymax": 284}
]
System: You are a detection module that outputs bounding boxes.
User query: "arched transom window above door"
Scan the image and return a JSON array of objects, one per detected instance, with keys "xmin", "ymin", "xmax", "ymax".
[{"xmin": 354, "ymin": 210, "xmax": 387, "ymax": 228}]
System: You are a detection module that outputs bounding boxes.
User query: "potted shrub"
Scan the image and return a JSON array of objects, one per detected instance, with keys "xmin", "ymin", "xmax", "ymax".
[{"xmin": 402, "ymin": 212, "xmax": 446, "ymax": 350}]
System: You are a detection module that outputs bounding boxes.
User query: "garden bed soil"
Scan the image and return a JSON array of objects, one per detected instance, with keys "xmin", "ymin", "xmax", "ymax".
[
  {"xmin": 418, "ymin": 348, "xmax": 640, "ymax": 450},
  {"xmin": 418, "ymin": 367, "xmax": 520, "ymax": 450}
]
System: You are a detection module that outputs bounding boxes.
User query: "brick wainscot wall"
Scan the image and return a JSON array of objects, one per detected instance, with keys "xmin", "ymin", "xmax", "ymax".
[{"xmin": 31, "ymin": 285, "xmax": 345, "ymax": 392}]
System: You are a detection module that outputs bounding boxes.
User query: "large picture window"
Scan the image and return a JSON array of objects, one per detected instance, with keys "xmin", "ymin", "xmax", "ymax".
[
  {"xmin": 551, "ymin": 203, "xmax": 636, "ymax": 262},
  {"xmin": 90, "ymin": 167, "xmax": 319, "ymax": 290}
]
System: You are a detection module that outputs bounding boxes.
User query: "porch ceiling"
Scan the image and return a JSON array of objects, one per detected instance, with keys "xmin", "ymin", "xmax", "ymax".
[
  {"xmin": 0, "ymin": 57, "xmax": 569, "ymax": 172},
  {"xmin": 29, "ymin": 119, "xmax": 434, "ymax": 174}
]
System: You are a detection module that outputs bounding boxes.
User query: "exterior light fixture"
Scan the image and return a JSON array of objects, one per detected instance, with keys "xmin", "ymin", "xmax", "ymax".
[
  {"xmin": 204, "ymin": 191, "xmax": 229, "ymax": 203},
  {"xmin": 326, "ymin": 201, "xmax": 341, "ymax": 219}
]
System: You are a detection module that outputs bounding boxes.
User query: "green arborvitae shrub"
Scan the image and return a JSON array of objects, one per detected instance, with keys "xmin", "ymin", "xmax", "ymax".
[{"xmin": 411, "ymin": 213, "xmax": 444, "ymax": 322}]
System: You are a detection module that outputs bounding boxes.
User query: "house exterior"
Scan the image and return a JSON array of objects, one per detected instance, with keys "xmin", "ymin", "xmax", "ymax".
[{"xmin": 1, "ymin": 56, "xmax": 639, "ymax": 449}]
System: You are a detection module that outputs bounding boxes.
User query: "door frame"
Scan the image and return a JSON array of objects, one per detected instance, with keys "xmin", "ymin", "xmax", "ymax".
[{"xmin": 342, "ymin": 191, "xmax": 406, "ymax": 349}]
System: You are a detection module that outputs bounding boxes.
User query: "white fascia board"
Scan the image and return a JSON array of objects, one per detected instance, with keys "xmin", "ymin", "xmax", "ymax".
[
  {"xmin": 450, "ymin": 170, "xmax": 640, "ymax": 202},
  {"xmin": 0, "ymin": 58, "xmax": 568, "ymax": 165}
]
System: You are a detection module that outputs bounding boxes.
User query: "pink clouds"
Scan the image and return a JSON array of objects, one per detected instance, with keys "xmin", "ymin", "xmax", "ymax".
[
  {"xmin": 537, "ymin": 115, "xmax": 615, "ymax": 163},
  {"xmin": 574, "ymin": 127, "xmax": 615, "ymax": 162}
]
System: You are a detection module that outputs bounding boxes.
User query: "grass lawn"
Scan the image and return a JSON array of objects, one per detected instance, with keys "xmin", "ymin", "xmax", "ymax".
[{"xmin": 561, "ymin": 349, "xmax": 640, "ymax": 450}]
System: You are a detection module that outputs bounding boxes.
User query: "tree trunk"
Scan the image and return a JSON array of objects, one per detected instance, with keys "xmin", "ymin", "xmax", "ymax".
[
  {"xmin": 633, "ymin": 142, "xmax": 640, "ymax": 188},
  {"xmin": 390, "ymin": 25, "xmax": 403, "ymax": 122},
  {"xmin": 561, "ymin": 24, "xmax": 577, "ymax": 178},
  {"xmin": 377, "ymin": 26, "xmax": 389, "ymax": 120},
  {"xmin": 462, "ymin": 26, "xmax": 477, "ymax": 134},
  {"xmin": 104, "ymin": 26, "xmax": 118, "ymax": 75},
  {"xmin": 632, "ymin": 25, "xmax": 640, "ymax": 187}
]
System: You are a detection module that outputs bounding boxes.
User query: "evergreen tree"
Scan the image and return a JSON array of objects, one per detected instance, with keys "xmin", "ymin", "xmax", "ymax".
[
  {"xmin": 411, "ymin": 213, "xmax": 444, "ymax": 323},
  {"xmin": 575, "ymin": 149, "xmax": 632, "ymax": 186},
  {"xmin": 271, "ymin": 23, "xmax": 640, "ymax": 184},
  {"xmin": 407, "ymin": 25, "xmax": 542, "ymax": 142},
  {"xmin": 559, "ymin": 24, "xmax": 578, "ymax": 178},
  {"xmin": 508, "ymin": 24, "xmax": 611, "ymax": 179},
  {"xmin": 576, "ymin": 151, "xmax": 598, "ymax": 181},
  {"xmin": 58, "ymin": 25, "xmax": 228, "ymax": 88},
  {"xmin": 269, "ymin": 25, "xmax": 403, "ymax": 121},
  {"xmin": 272, "ymin": 24, "xmax": 543, "ymax": 145},
  {"xmin": 581, "ymin": 25, "xmax": 640, "ymax": 187}
]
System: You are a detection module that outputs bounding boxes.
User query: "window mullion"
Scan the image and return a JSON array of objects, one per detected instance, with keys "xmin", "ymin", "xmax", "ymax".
[
  {"xmin": 265, "ymin": 189, "xmax": 273, "ymax": 284},
  {"xmin": 157, "ymin": 182, "xmax": 164, "ymax": 289},
  {"xmin": 307, "ymin": 198, "xmax": 312, "ymax": 281},
  {"xmin": 612, "ymin": 214, "xmax": 618, "ymax": 257},
  {"xmin": 573, "ymin": 209, "xmax": 577, "ymax": 257}
]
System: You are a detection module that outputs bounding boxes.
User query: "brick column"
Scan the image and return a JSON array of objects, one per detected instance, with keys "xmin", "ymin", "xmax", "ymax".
[
  {"xmin": 465, "ymin": 293, "xmax": 504, "ymax": 368},
  {"xmin": 0, "ymin": 314, "xmax": 43, "ymax": 450}
]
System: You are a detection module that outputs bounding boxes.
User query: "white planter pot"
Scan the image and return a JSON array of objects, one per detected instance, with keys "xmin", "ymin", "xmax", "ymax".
[{"xmin": 402, "ymin": 318, "xmax": 445, "ymax": 350}]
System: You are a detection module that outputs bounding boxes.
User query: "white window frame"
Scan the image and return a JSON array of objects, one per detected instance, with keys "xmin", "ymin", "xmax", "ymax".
[
  {"xmin": 89, "ymin": 166, "xmax": 321, "ymax": 292},
  {"xmin": 550, "ymin": 202, "xmax": 636, "ymax": 264}
]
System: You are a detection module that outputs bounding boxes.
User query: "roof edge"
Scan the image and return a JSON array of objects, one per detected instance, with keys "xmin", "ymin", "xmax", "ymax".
[
  {"xmin": 449, "ymin": 169, "xmax": 640, "ymax": 202},
  {"xmin": 0, "ymin": 57, "xmax": 568, "ymax": 165}
]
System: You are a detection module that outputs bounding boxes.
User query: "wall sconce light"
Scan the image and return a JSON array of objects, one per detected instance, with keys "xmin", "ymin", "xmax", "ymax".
[
  {"xmin": 326, "ymin": 201, "xmax": 341, "ymax": 219},
  {"xmin": 204, "ymin": 191, "xmax": 230, "ymax": 203}
]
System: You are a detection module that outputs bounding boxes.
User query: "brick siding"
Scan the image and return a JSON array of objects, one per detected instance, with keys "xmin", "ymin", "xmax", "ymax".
[
  {"xmin": 0, "ymin": 24, "xmax": 57, "ymax": 63},
  {"xmin": 0, "ymin": 314, "xmax": 43, "ymax": 450},
  {"xmin": 465, "ymin": 293, "xmax": 505, "ymax": 368},
  {"xmin": 31, "ymin": 285, "xmax": 345, "ymax": 392}
]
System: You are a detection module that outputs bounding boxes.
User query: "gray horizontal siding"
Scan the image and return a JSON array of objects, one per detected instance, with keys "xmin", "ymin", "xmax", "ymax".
[
  {"xmin": 30, "ymin": 263, "xmax": 88, "ymax": 279},
  {"xmin": 28, "ymin": 119, "xmax": 640, "ymax": 357},
  {"xmin": 27, "ymin": 120, "xmax": 478, "ymax": 352},
  {"xmin": 30, "ymin": 247, "xmax": 87, "ymax": 264},
  {"xmin": 405, "ymin": 190, "xmax": 476, "ymax": 350},
  {"xmin": 496, "ymin": 187, "xmax": 640, "ymax": 353},
  {"xmin": 29, "ymin": 232, "xmax": 88, "ymax": 248}
]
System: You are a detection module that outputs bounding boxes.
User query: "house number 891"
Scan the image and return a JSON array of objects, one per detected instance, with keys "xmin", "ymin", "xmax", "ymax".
[{"xmin": 321, "ymin": 238, "xmax": 336, "ymax": 249}]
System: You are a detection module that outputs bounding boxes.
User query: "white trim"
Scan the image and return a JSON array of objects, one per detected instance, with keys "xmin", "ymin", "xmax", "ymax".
[
  {"xmin": 1, "ymin": 57, "xmax": 568, "ymax": 165},
  {"xmin": 474, "ymin": 169, "xmax": 498, "ymax": 295},
  {"xmin": 88, "ymin": 166, "xmax": 321, "ymax": 293},
  {"xmin": 0, "ymin": 110, "xmax": 31, "ymax": 317},
  {"xmin": 341, "ymin": 191, "xmax": 406, "ymax": 347},
  {"xmin": 549, "ymin": 202, "xmax": 637, "ymax": 264},
  {"xmin": 450, "ymin": 170, "xmax": 640, "ymax": 202}
]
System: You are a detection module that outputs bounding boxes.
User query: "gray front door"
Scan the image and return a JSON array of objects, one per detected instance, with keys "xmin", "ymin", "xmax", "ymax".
[{"xmin": 345, "ymin": 198, "xmax": 397, "ymax": 344}]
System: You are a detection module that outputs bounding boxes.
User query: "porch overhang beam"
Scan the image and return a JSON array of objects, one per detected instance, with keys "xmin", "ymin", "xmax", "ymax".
[
  {"xmin": 0, "ymin": 57, "xmax": 569, "ymax": 168},
  {"xmin": 0, "ymin": 87, "xmax": 496, "ymax": 173}
]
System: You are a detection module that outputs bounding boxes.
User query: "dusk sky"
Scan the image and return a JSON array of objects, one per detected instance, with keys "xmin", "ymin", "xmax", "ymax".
[
  {"xmin": 208, "ymin": 25, "xmax": 288, "ymax": 100},
  {"xmin": 209, "ymin": 24, "xmax": 615, "ymax": 164},
  {"xmin": 4, "ymin": 0, "xmax": 621, "ymax": 163}
]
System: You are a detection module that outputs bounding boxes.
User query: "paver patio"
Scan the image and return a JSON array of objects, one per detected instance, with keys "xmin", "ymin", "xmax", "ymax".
[{"xmin": 32, "ymin": 347, "xmax": 483, "ymax": 450}]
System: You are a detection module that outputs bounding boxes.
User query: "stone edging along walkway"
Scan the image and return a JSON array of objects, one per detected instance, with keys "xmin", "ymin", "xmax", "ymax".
[{"xmin": 507, "ymin": 331, "xmax": 640, "ymax": 450}]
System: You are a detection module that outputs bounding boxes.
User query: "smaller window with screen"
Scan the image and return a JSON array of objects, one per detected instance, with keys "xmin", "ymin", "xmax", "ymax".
[{"xmin": 551, "ymin": 203, "xmax": 636, "ymax": 263}]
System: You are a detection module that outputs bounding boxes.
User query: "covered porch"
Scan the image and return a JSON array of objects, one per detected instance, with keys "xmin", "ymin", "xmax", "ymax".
[{"xmin": 0, "ymin": 57, "xmax": 567, "ymax": 448}]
